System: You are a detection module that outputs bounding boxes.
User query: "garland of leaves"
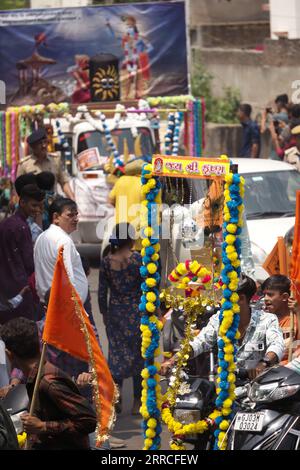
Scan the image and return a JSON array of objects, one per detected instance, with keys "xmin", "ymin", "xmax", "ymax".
[{"xmin": 139, "ymin": 162, "xmax": 163, "ymax": 450}]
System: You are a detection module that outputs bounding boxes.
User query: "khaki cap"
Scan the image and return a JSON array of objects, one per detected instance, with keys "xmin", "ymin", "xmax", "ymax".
[{"xmin": 291, "ymin": 125, "xmax": 300, "ymax": 135}]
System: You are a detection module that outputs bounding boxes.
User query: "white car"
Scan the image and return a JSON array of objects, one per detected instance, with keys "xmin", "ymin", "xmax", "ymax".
[{"xmin": 165, "ymin": 158, "xmax": 300, "ymax": 281}]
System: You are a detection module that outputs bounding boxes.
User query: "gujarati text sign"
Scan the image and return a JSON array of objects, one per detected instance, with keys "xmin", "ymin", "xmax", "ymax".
[{"xmin": 152, "ymin": 155, "xmax": 230, "ymax": 179}]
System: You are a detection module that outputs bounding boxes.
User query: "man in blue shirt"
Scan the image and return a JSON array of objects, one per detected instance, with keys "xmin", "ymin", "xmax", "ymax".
[{"xmin": 238, "ymin": 103, "xmax": 261, "ymax": 158}]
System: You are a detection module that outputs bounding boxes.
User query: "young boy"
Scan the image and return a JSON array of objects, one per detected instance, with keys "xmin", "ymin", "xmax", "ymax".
[{"xmin": 262, "ymin": 275, "xmax": 300, "ymax": 364}]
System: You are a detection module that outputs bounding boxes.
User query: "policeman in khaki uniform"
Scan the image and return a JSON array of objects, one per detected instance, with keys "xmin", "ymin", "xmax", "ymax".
[
  {"xmin": 284, "ymin": 125, "xmax": 300, "ymax": 173},
  {"xmin": 17, "ymin": 128, "xmax": 75, "ymax": 200}
]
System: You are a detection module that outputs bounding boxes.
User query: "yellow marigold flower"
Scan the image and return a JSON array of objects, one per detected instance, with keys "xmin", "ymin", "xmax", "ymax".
[
  {"xmin": 153, "ymin": 243, "xmax": 160, "ymax": 252},
  {"xmin": 152, "ymin": 253, "xmax": 159, "ymax": 262},
  {"xmin": 226, "ymin": 224, "xmax": 237, "ymax": 234},
  {"xmin": 144, "ymin": 227, "xmax": 154, "ymax": 237},
  {"xmin": 146, "ymin": 278, "xmax": 157, "ymax": 288},
  {"xmin": 224, "ymin": 344, "xmax": 234, "ymax": 354},
  {"xmin": 224, "ymin": 354, "xmax": 234, "ymax": 363},
  {"xmin": 142, "ymin": 238, "xmax": 151, "ymax": 248},
  {"xmin": 227, "ymin": 252, "xmax": 238, "ymax": 262},
  {"xmin": 225, "ymin": 234, "xmax": 236, "ymax": 245},
  {"xmin": 144, "ymin": 438, "xmax": 153, "ymax": 448},
  {"xmin": 145, "ymin": 429, "xmax": 156, "ymax": 439},
  {"xmin": 230, "ymin": 293, "xmax": 239, "ymax": 303},
  {"xmin": 228, "ymin": 373, "xmax": 236, "ymax": 383},
  {"xmin": 223, "ymin": 398, "xmax": 233, "ymax": 408},
  {"xmin": 146, "ymin": 292, "xmax": 157, "ymax": 302},
  {"xmin": 232, "ymin": 260, "xmax": 241, "ymax": 268},
  {"xmin": 220, "ymin": 420, "xmax": 230, "ymax": 431},
  {"xmin": 141, "ymin": 369, "xmax": 150, "ymax": 379},
  {"xmin": 147, "ymin": 263, "xmax": 158, "ymax": 274},
  {"xmin": 176, "ymin": 263, "xmax": 188, "ymax": 275}
]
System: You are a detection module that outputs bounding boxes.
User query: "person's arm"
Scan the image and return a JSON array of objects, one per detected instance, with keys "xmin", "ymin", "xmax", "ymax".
[
  {"xmin": 269, "ymin": 120, "xmax": 283, "ymax": 156},
  {"xmin": 98, "ymin": 259, "xmax": 109, "ymax": 324},
  {"xmin": 265, "ymin": 315, "xmax": 285, "ymax": 362},
  {"xmin": 63, "ymin": 182, "xmax": 75, "ymax": 201},
  {"xmin": 21, "ymin": 379, "xmax": 96, "ymax": 436},
  {"xmin": 247, "ymin": 316, "xmax": 283, "ymax": 380},
  {"xmin": 250, "ymin": 124, "xmax": 261, "ymax": 158},
  {"xmin": 260, "ymin": 110, "xmax": 268, "ymax": 134},
  {"xmin": 161, "ymin": 313, "xmax": 219, "ymax": 376},
  {"xmin": 56, "ymin": 161, "xmax": 75, "ymax": 200},
  {"xmin": 11, "ymin": 224, "xmax": 34, "ymax": 287}
]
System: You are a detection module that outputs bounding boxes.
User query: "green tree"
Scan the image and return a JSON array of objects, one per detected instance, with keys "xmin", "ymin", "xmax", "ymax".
[
  {"xmin": 0, "ymin": 0, "xmax": 29, "ymax": 9},
  {"xmin": 192, "ymin": 61, "xmax": 241, "ymax": 124}
]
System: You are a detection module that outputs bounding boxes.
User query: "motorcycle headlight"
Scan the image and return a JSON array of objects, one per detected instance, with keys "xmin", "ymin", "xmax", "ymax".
[
  {"xmin": 173, "ymin": 409, "xmax": 201, "ymax": 425},
  {"xmin": 249, "ymin": 381, "xmax": 300, "ymax": 402}
]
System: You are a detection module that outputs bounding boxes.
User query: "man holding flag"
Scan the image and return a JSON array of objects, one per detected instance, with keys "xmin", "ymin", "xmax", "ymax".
[
  {"xmin": 1, "ymin": 317, "xmax": 97, "ymax": 450},
  {"xmin": 1, "ymin": 244, "xmax": 118, "ymax": 449}
]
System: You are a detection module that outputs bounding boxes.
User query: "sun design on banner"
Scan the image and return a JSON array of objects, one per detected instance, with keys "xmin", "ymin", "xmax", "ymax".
[{"xmin": 92, "ymin": 65, "xmax": 119, "ymax": 101}]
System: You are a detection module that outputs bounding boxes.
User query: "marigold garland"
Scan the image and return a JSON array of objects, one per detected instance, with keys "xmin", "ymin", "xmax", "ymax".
[
  {"xmin": 160, "ymin": 165, "xmax": 244, "ymax": 451},
  {"xmin": 139, "ymin": 162, "xmax": 163, "ymax": 450},
  {"xmin": 214, "ymin": 171, "xmax": 245, "ymax": 450}
]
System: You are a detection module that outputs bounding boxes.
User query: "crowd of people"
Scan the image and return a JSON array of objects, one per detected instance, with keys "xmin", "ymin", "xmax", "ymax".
[
  {"xmin": 238, "ymin": 92, "xmax": 300, "ymax": 171},
  {"xmin": 0, "ymin": 128, "xmax": 141, "ymax": 450},
  {"xmin": 0, "ymin": 109, "xmax": 300, "ymax": 451}
]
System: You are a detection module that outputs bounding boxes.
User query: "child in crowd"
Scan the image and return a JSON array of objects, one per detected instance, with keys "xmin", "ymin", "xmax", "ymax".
[{"xmin": 262, "ymin": 275, "xmax": 300, "ymax": 364}]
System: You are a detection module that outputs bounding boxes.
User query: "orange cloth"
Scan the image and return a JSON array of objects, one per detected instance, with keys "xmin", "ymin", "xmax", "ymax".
[
  {"xmin": 279, "ymin": 313, "xmax": 300, "ymax": 365},
  {"xmin": 43, "ymin": 247, "xmax": 117, "ymax": 446},
  {"xmin": 290, "ymin": 190, "xmax": 300, "ymax": 303}
]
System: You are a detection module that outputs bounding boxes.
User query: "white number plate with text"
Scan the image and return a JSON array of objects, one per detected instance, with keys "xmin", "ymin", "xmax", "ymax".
[{"xmin": 234, "ymin": 412, "xmax": 265, "ymax": 432}]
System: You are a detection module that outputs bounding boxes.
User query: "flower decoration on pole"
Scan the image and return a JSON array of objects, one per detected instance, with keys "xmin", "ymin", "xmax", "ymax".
[
  {"xmin": 161, "ymin": 293, "xmax": 222, "ymax": 450},
  {"xmin": 164, "ymin": 113, "xmax": 175, "ymax": 155},
  {"xmin": 100, "ymin": 112, "xmax": 124, "ymax": 173},
  {"xmin": 139, "ymin": 162, "xmax": 164, "ymax": 450},
  {"xmin": 214, "ymin": 171, "xmax": 245, "ymax": 450},
  {"xmin": 172, "ymin": 111, "xmax": 183, "ymax": 156}
]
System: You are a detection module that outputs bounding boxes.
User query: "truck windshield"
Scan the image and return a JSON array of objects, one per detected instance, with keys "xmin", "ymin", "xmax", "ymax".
[{"xmin": 77, "ymin": 127, "xmax": 153, "ymax": 157}]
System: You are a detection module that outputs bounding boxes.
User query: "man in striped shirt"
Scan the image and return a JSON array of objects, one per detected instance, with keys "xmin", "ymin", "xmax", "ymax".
[{"xmin": 162, "ymin": 275, "xmax": 285, "ymax": 379}]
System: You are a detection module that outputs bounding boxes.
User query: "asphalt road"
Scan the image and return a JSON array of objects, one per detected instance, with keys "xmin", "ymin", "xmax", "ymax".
[{"xmin": 89, "ymin": 267, "xmax": 171, "ymax": 451}]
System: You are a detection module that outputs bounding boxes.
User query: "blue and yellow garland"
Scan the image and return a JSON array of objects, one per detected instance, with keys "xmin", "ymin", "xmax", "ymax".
[
  {"xmin": 214, "ymin": 172, "xmax": 245, "ymax": 450},
  {"xmin": 139, "ymin": 162, "xmax": 164, "ymax": 450}
]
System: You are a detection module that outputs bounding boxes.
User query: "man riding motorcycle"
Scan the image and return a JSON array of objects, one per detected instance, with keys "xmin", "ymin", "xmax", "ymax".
[{"xmin": 161, "ymin": 274, "xmax": 285, "ymax": 379}]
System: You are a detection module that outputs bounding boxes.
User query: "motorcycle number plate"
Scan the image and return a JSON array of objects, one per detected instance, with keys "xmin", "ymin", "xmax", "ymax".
[{"xmin": 234, "ymin": 412, "xmax": 265, "ymax": 432}]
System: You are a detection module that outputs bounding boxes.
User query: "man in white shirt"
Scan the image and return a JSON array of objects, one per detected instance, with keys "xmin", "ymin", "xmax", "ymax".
[{"xmin": 34, "ymin": 198, "xmax": 88, "ymax": 304}]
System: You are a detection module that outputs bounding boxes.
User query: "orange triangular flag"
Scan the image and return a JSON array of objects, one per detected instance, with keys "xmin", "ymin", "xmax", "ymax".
[
  {"xmin": 262, "ymin": 241, "xmax": 280, "ymax": 276},
  {"xmin": 290, "ymin": 191, "xmax": 300, "ymax": 303},
  {"xmin": 43, "ymin": 247, "xmax": 118, "ymax": 446}
]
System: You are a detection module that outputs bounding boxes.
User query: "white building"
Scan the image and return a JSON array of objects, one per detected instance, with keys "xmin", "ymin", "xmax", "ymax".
[{"xmin": 270, "ymin": 0, "xmax": 300, "ymax": 39}]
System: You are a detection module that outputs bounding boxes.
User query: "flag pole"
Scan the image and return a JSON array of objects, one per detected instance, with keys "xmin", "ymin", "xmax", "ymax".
[{"xmin": 24, "ymin": 342, "xmax": 47, "ymax": 450}]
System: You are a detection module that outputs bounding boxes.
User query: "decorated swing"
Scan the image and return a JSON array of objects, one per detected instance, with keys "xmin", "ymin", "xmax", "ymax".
[{"xmin": 139, "ymin": 152, "xmax": 245, "ymax": 451}]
